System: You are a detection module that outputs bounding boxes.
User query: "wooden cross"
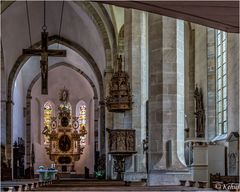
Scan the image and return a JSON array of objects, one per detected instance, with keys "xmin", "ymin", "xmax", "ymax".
[{"xmin": 23, "ymin": 31, "xmax": 66, "ymax": 94}]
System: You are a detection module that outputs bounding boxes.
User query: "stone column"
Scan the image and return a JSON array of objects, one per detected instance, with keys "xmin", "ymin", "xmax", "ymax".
[
  {"xmin": 123, "ymin": 9, "xmax": 148, "ymax": 181},
  {"xmin": 1, "ymin": 43, "xmax": 8, "ymax": 171},
  {"xmin": 6, "ymin": 98, "xmax": 13, "ymax": 178},
  {"xmin": 148, "ymin": 13, "xmax": 163, "ymax": 172},
  {"xmin": 148, "ymin": 14, "xmax": 191, "ymax": 185},
  {"xmin": 104, "ymin": 66, "xmax": 114, "ymax": 179},
  {"xmin": 185, "ymin": 24, "xmax": 195, "ymax": 139},
  {"xmin": 93, "ymin": 98, "xmax": 99, "ymax": 151},
  {"xmin": 99, "ymin": 102, "xmax": 105, "ymax": 155},
  {"xmin": 227, "ymin": 33, "xmax": 239, "ymax": 134},
  {"xmin": 227, "ymin": 33, "xmax": 239, "ymax": 176},
  {"xmin": 26, "ymin": 95, "xmax": 32, "ymax": 175},
  {"xmin": 207, "ymin": 28, "xmax": 216, "ymax": 140}
]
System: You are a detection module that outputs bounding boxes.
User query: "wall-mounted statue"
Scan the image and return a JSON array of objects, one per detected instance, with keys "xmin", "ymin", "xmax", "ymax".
[
  {"xmin": 59, "ymin": 87, "xmax": 69, "ymax": 103},
  {"xmin": 194, "ymin": 85, "xmax": 205, "ymax": 138}
]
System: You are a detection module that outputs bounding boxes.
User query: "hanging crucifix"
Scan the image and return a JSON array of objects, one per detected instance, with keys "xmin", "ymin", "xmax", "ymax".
[
  {"xmin": 23, "ymin": 31, "xmax": 66, "ymax": 94},
  {"xmin": 22, "ymin": 1, "xmax": 66, "ymax": 95}
]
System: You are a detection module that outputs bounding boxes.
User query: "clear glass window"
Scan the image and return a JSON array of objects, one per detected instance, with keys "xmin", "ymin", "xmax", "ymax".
[{"xmin": 216, "ymin": 30, "xmax": 227, "ymax": 135}]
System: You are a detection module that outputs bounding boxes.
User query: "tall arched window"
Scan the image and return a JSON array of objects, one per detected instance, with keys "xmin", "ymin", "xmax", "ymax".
[
  {"xmin": 43, "ymin": 101, "xmax": 53, "ymax": 144},
  {"xmin": 79, "ymin": 104, "xmax": 87, "ymax": 146},
  {"xmin": 216, "ymin": 30, "xmax": 227, "ymax": 135}
]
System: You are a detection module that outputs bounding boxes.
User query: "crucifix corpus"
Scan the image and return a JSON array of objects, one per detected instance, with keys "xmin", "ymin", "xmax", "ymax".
[{"xmin": 23, "ymin": 31, "xmax": 66, "ymax": 94}]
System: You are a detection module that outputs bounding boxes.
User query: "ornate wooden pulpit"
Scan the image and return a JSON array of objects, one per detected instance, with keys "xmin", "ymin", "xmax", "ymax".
[{"xmin": 108, "ymin": 129, "xmax": 136, "ymax": 180}]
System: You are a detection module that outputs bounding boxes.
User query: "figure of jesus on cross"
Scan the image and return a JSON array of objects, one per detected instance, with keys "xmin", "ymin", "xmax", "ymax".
[{"xmin": 23, "ymin": 31, "xmax": 66, "ymax": 94}]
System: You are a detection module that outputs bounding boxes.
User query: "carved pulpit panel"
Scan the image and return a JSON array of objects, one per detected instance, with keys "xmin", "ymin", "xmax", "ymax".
[
  {"xmin": 108, "ymin": 129, "xmax": 136, "ymax": 155},
  {"xmin": 108, "ymin": 129, "xmax": 136, "ymax": 180}
]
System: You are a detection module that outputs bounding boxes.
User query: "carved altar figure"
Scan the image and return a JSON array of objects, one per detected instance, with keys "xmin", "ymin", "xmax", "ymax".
[
  {"xmin": 59, "ymin": 88, "xmax": 69, "ymax": 102},
  {"xmin": 194, "ymin": 85, "xmax": 205, "ymax": 138}
]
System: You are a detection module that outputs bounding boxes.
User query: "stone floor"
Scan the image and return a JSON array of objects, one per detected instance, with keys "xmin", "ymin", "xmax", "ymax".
[{"xmin": 33, "ymin": 179, "xmax": 214, "ymax": 191}]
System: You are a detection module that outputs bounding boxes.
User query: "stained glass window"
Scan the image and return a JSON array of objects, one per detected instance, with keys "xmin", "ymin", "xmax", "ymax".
[
  {"xmin": 79, "ymin": 105, "xmax": 87, "ymax": 146},
  {"xmin": 216, "ymin": 30, "xmax": 227, "ymax": 135},
  {"xmin": 43, "ymin": 102, "xmax": 53, "ymax": 144}
]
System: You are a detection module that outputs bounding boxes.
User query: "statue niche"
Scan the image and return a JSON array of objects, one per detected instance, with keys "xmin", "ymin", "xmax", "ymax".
[{"xmin": 108, "ymin": 129, "xmax": 136, "ymax": 154}]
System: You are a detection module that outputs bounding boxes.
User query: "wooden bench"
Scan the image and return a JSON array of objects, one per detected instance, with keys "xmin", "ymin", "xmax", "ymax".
[
  {"xmin": 198, "ymin": 181, "xmax": 208, "ymax": 188},
  {"xmin": 124, "ymin": 180, "xmax": 146, "ymax": 187},
  {"xmin": 188, "ymin": 180, "xmax": 196, "ymax": 187},
  {"xmin": 179, "ymin": 180, "xmax": 186, "ymax": 186},
  {"xmin": 1, "ymin": 183, "xmax": 30, "ymax": 191},
  {"xmin": 1, "ymin": 186, "xmax": 14, "ymax": 192},
  {"xmin": 1, "ymin": 180, "xmax": 41, "ymax": 191}
]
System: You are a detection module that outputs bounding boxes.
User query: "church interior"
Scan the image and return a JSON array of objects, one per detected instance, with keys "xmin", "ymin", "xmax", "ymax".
[{"xmin": 1, "ymin": 1, "xmax": 239, "ymax": 191}]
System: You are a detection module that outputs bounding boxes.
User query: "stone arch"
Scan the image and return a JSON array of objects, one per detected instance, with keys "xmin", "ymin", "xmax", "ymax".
[
  {"xmin": 75, "ymin": 1, "xmax": 117, "ymax": 67},
  {"xmin": 3, "ymin": 0, "xmax": 114, "ymax": 176},
  {"xmin": 6, "ymin": 36, "xmax": 106, "ymax": 173},
  {"xmin": 26, "ymin": 62, "xmax": 99, "ymax": 100},
  {"xmin": 1, "ymin": 1, "xmax": 117, "ymax": 69},
  {"xmin": 25, "ymin": 62, "xmax": 101, "ymax": 170},
  {"xmin": 7, "ymin": 35, "xmax": 103, "ymax": 102}
]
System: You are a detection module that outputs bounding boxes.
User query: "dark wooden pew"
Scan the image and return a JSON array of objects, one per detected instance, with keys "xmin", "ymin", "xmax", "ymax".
[{"xmin": 1, "ymin": 179, "xmax": 44, "ymax": 191}]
